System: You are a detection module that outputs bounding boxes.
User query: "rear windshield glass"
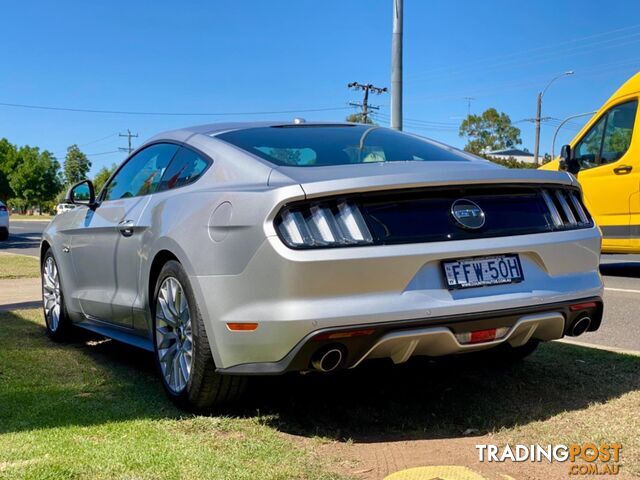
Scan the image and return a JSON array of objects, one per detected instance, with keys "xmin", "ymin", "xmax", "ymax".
[{"xmin": 215, "ymin": 125, "xmax": 470, "ymax": 167}]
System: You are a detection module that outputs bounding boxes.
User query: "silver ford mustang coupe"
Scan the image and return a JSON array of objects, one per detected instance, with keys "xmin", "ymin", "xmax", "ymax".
[{"xmin": 41, "ymin": 121, "xmax": 604, "ymax": 409}]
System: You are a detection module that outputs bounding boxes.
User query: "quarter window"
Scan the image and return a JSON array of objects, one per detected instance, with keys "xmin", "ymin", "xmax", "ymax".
[
  {"xmin": 103, "ymin": 143, "xmax": 178, "ymax": 201},
  {"xmin": 574, "ymin": 100, "xmax": 637, "ymax": 170},
  {"xmin": 157, "ymin": 147, "xmax": 211, "ymax": 191}
]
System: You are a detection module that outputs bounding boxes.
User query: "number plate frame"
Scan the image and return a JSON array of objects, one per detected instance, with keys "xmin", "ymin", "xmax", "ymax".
[{"xmin": 441, "ymin": 254, "xmax": 524, "ymax": 290}]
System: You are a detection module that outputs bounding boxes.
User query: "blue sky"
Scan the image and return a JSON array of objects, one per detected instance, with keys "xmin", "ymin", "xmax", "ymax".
[{"xmin": 1, "ymin": 0, "xmax": 639, "ymax": 175}]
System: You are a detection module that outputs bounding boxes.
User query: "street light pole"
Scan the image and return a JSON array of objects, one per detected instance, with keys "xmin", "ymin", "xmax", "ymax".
[
  {"xmin": 533, "ymin": 71, "xmax": 574, "ymax": 165},
  {"xmin": 391, "ymin": 0, "xmax": 403, "ymax": 130}
]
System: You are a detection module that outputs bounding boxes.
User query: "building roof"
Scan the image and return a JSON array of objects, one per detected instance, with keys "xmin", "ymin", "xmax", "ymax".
[{"xmin": 486, "ymin": 148, "xmax": 534, "ymax": 157}]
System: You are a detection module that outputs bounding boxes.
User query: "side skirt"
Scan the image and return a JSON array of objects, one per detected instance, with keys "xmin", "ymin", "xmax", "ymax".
[{"xmin": 75, "ymin": 315, "xmax": 154, "ymax": 352}]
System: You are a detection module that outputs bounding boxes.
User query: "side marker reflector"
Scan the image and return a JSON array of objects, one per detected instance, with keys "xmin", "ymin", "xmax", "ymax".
[
  {"xmin": 227, "ymin": 323, "xmax": 259, "ymax": 331},
  {"xmin": 569, "ymin": 302, "xmax": 597, "ymax": 311}
]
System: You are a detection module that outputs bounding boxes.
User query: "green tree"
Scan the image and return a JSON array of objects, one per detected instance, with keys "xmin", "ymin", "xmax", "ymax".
[
  {"xmin": 93, "ymin": 163, "xmax": 117, "ymax": 193},
  {"xmin": 346, "ymin": 113, "xmax": 376, "ymax": 125},
  {"xmin": 459, "ymin": 108, "xmax": 522, "ymax": 155},
  {"xmin": 0, "ymin": 138, "xmax": 18, "ymax": 202},
  {"xmin": 63, "ymin": 144, "xmax": 91, "ymax": 186},
  {"xmin": 10, "ymin": 146, "xmax": 62, "ymax": 213}
]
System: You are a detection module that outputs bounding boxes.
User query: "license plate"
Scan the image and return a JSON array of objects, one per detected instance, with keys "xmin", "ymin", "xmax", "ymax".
[{"xmin": 442, "ymin": 254, "xmax": 524, "ymax": 289}]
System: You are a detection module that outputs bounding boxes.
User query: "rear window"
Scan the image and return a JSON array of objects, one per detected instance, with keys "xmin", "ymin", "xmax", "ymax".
[{"xmin": 215, "ymin": 125, "xmax": 470, "ymax": 167}]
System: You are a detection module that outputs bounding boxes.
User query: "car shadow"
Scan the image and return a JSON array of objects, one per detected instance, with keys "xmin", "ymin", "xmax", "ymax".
[
  {"xmin": 0, "ymin": 232, "xmax": 41, "ymax": 251},
  {"xmin": 243, "ymin": 344, "xmax": 640, "ymax": 441},
  {"xmin": 2, "ymin": 309, "xmax": 639, "ymax": 442}
]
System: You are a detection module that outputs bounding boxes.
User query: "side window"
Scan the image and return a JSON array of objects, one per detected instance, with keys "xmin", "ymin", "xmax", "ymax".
[
  {"xmin": 601, "ymin": 100, "xmax": 637, "ymax": 164},
  {"xmin": 574, "ymin": 116, "xmax": 606, "ymax": 170},
  {"xmin": 103, "ymin": 144, "xmax": 178, "ymax": 201},
  {"xmin": 157, "ymin": 147, "xmax": 211, "ymax": 191},
  {"xmin": 574, "ymin": 100, "xmax": 637, "ymax": 171}
]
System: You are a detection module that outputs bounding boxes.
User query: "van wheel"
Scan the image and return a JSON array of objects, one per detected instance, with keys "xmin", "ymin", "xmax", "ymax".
[{"xmin": 152, "ymin": 260, "xmax": 246, "ymax": 410}]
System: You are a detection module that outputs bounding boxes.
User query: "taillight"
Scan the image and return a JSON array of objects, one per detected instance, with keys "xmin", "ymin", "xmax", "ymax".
[{"xmin": 276, "ymin": 201, "xmax": 373, "ymax": 248}]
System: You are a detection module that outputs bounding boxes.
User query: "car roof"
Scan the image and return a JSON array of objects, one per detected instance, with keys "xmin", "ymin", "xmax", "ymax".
[{"xmin": 145, "ymin": 121, "xmax": 360, "ymax": 144}]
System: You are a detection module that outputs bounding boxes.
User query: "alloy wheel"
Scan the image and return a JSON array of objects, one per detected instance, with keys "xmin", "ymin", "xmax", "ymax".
[
  {"xmin": 42, "ymin": 256, "xmax": 61, "ymax": 332},
  {"xmin": 155, "ymin": 276, "xmax": 194, "ymax": 393}
]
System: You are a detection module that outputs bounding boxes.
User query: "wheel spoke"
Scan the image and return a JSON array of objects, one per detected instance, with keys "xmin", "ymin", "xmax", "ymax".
[
  {"xmin": 158, "ymin": 343, "xmax": 177, "ymax": 363},
  {"xmin": 156, "ymin": 326, "xmax": 177, "ymax": 349},
  {"xmin": 157, "ymin": 297, "xmax": 177, "ymax": 327}
]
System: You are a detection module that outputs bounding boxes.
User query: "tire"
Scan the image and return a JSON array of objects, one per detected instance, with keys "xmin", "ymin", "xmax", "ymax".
[
  {"xmin": 151, "ymin": 260, "xmax": 246, "ymax": 410},
  {"xmin": 41, "ymin": 249, "xmax": 73, "ymax": 340},
  {"xmin": 0, "ymin": 228, "xmax": 8, "ymax": 241}
]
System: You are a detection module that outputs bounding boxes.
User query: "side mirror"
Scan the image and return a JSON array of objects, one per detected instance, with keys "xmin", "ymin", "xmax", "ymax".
[
  {"xmin": 559, "ymin": 144, "xmax": 580, "ymax": 175},
  {"xmin": 65, "ymin": 180, "xmax": 96, "ymax": 207}
]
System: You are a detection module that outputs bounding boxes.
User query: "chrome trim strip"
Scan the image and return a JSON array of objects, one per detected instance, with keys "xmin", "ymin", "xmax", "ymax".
[
  {"xmin": 541, "ymin": 190, "xmax": 563, "ymax": 227},
  {"xmin": 555, "ymin": 190, "xmax": 577, "ymax": 225},
  {"xmin": 568, "ymin": 192, "xmax": 589, "ymax": 224}
]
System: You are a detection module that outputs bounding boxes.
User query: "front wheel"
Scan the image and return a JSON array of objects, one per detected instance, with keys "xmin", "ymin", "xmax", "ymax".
[
  {"xmin": 152, "ymin": 260, "xmax": 246, "ymax": 410},
  {"xmin": 41, "ymin": 250, "xmax": 73, "ymax": 340}
]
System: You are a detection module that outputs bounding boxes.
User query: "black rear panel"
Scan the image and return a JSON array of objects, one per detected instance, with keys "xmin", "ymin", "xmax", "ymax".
[
  {"xmin": 361, "ymin": 186, "xmax": 556, "ymax": 244},
  {"xmin": 275, "ymin": 184, "xmax": 593, "ymax": 249}
]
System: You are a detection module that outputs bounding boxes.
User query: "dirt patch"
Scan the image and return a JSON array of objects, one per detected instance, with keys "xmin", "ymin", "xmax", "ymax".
[{"xmin": 308, "ymin": 435, "xmax": 637, "ymax": 480}]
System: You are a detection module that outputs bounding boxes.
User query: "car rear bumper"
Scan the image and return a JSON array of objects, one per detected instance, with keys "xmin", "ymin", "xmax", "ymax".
[
  {"xmin": 215, "ymin": 296, "xmax": 603, "ymax": 375},
  {"xmin": 190, "ymin": 223, "xmax": 603, "ymax": 372}
]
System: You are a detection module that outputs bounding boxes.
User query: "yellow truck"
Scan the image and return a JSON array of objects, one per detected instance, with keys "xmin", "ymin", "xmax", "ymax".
[{"xmin": 541, "ymin": 72, "xmax": 639, "ymax": 253}]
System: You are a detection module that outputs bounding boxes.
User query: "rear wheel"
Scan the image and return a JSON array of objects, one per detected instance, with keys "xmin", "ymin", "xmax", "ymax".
[
  {"xmin": 0, "ymin": 228, "xmax": 8, "ymax": 241},
  {"xmin": 152, "ymin": 260, "xmax": 246, "ymax": 410},
  {"xmin": 41, "ymin": 250, "xmax": 73, "ymax": 340}
]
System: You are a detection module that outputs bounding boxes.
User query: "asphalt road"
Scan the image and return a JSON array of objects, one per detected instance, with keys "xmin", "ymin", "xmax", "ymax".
[
  {"xmin": 1, "ymin": 220, "xmax": 638, "ymax": 352},
  {"xmin": 0, "ymin": 220, "xmax": 48, "ymax": 257}
]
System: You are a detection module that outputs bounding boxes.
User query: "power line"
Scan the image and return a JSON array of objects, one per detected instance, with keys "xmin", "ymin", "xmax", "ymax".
[
  {"xmin": 78, "ymin": 132, "xmax": 119, "ymax": 148},
  {"xmin": 86, "ymin": 150, "xmax": 121, "ymax": 156},
  {"xmin": 348, "ymin": 82, "xmax": 388, "ymax": 124},
  {"xmin": 0, "ymin": 102, "xmax": 352, "ymax": 117},
  {"xmin": 406, "ymin": 23, "xmax": 640, "ymax": 81},
  {"xmin": 119, "ymin": 130, "xmax": 139, "ymax": 154},
  {"xmin": 375, "ymin": 111, "xmax": 457, "ymax": 127},
  {"xmin": 407, "ymin": 57, "xmax": 640, "ymax": 104}
]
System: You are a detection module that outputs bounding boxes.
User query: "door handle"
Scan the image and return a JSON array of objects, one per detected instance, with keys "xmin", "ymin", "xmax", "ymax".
[
  {"xmin": 613, "ymin": 165, "xmax": 633, "ymax": 175},
  {"xmin": 118, "ymin": 219, "xmax": 135, "ymax": 237}
]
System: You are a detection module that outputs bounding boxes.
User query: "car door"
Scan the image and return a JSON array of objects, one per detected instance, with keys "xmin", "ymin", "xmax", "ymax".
[
  {"xmin": 573, "ymin": 99, "xmax": 639, "ymax": 249},
  {"xmin": 69, "ymin": 143, "xmax": 179, "ymax": 326}
]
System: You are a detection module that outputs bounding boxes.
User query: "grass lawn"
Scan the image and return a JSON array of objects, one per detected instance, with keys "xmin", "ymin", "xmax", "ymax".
[
  {"xmin": 0, "ymin": 254, "xmax": 40, "ymax": 279},
  {"xmin": 1, "ymin": 308, "xmax": 638, "ymax": 478},
  {"xmin": 0, "ymin": 309, "xmax": 341, "ymax": 480},
  {"xmin": 8, "ymin": 214, "xmax": 53, "ymax": 221}
]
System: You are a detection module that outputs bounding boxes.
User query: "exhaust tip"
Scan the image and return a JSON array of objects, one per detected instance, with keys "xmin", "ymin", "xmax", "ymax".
[
  {"xmin": 311, "ymin": 347, "xmax": 344, "ymax": 372},
  {"xmin": 569, "ymin": 316, "xmax": 591, "ymax": 337}
]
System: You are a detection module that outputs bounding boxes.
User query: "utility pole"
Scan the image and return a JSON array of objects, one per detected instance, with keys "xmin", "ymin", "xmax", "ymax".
[
  {"xmin": 119, "ymin": 129, "xmax": 139, "ymax": 154},
  {"xmin": 391, "ymin": 0, "xmax": 403, "ymax": 130},
  {"xmin": 348, "ymin": 82, "xmax": 387, "ymax": 123},
  {"xmin": 464, "ymin": 97, "xmax": 475, "ymax": 117},
  {"xmin": 533, "ymin": 93, "xmax": 543, "ymax": 166},
  {"xmin": 533, "ymin": 71, "xmax": 574, "ymax": 165}
]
